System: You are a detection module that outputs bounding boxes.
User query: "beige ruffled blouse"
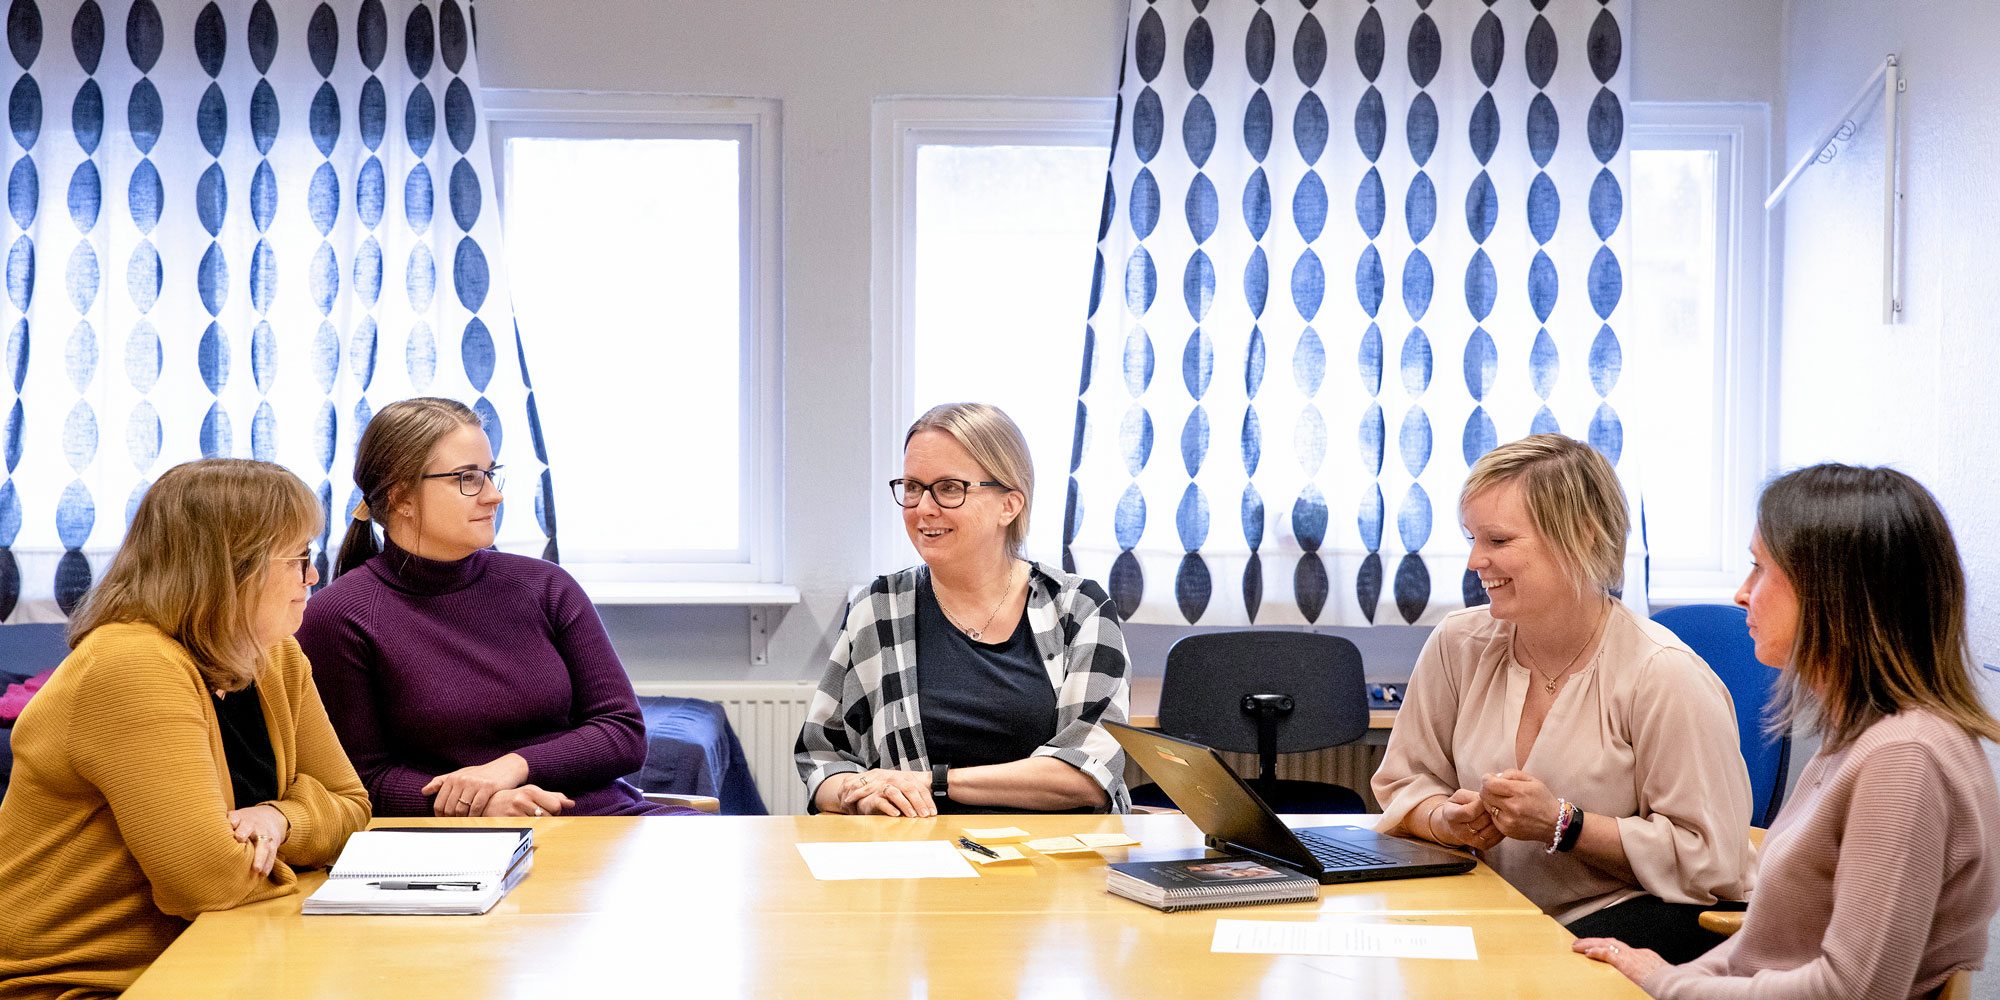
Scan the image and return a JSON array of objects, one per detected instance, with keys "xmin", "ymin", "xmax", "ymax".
[{"xmin": 1372, "ymin": 602, "xmax": 1757, "ymax": 923}]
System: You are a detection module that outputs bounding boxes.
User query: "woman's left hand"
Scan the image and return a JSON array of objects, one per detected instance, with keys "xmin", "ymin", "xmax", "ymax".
[
  {"xmin": 227, "ymin": 803, "xmax": 291, "ymax": 876},
  {"xmin": 1573, "ymin": 937, "xmax": 1667, "ymax": 986},
  {"xmin": 1480, "ymin": 768, "xmax": 1562, "ymax": 842}
]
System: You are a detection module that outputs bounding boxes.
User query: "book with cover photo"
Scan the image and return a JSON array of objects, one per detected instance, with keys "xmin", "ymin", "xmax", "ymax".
[{"xmin": 1106, "ymin": 856, "xmax": 1319, "ymax": 912}]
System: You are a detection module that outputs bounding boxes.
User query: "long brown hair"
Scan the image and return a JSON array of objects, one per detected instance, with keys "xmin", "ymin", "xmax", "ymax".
[
  {"xmin": 67, "ymin": 459, "xmax": 322, "ymax": 691},
  {"xmin": 335, "ymin": 396, "xmax": 481, "ymax": 578},
  {"xmin": 1758, "ymin": 463, "xmax": 2000, "ymax": 748}
]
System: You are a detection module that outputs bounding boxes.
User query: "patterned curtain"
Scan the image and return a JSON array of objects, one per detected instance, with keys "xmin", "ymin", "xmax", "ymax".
[
  {"xmin": 0, "ymin": 0, "xmax": 553, "ymax": 621},
  {"xmin": 1066, "ymin": 0, "xmax": 1641, "ymax": 626}
]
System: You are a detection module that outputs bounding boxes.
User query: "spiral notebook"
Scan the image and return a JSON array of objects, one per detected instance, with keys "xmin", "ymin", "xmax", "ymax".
[
  {"xmin": 303, "ymin": 828, "xmax": 535, "ymax": 915},
  {"xmin": 1107, "ymin": 856, "xmax": 1319, "ymax": 912}
]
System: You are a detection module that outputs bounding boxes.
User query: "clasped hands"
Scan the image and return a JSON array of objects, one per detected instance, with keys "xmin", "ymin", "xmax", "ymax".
[
  {"xmin": 1430, "ymin": 768, "xmax": 1564, "ymax": 851},
  {"xmin": 421, "ymin": 753, "xmax": 576, "ymax": 818},
  {"xmin": 836, "ymin": 769, "xmax": 937, "ymax": 817}
]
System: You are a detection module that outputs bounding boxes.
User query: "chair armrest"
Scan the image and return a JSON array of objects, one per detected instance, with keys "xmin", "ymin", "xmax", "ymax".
[
  {"xmin": 643, "ymin": 792, "xmax": 721, "ymax": 814},
  {"xmin": 1697, "ymin": 911, "xmax": 1744, "ymax": 936}
]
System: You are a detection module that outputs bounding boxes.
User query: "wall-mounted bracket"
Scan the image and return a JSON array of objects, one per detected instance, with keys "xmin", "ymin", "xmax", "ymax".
[{"xmin": 1765, "ymin": 55, "xmax": 1903, "ymax": 323}]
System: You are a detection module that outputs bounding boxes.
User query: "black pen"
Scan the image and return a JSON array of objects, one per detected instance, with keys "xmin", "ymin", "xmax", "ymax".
[
  {"xmin": 957, "ymin": 838, "xmax": 1001, "ymax": 859},
  {"xmin": 367, "ymin": 880, "xmax": 483, "ymax": 891}
]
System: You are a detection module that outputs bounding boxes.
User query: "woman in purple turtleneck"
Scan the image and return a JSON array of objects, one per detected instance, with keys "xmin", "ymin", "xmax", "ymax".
[{"xmin": 297, "ymin": 397, "xmax": 689, "ymax": 817}]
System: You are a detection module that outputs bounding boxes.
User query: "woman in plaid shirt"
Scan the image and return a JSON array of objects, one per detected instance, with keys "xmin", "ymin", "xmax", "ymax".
[{"xmin": 796, "ymin": 403, "xmax": 1131, "ymax": 815}]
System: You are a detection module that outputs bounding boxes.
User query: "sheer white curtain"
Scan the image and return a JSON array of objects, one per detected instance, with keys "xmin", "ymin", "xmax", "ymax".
[
  {"xmin": 1066, "ymin": 0, "xmax": 1642, "ymax": 625},
  {"xmin": 1, "ymin": 0, "xmax": 550, "ymax": 619}
]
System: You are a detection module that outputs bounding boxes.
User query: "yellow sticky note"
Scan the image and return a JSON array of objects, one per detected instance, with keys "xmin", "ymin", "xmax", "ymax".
[
  {"xmin": 957, "ymin": 845, "xmax": 1028, "ymax": 865},
  {"xmin": 961, "ymin": 826, "xmax": 1032, "ymax": 844},
  {"xmin": 1024, "ymin": 836, "xmax": 1097, "ymax": 854},
  {"xmin": 1074, "ymin": 832, "xmax": 1141, "ymax": 848}
]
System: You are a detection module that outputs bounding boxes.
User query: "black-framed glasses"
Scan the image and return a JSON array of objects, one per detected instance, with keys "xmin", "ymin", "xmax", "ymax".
[
  {"xmin": 422, "ymin": 466, "xmax": 505, "ymax": 496},
  {"xmin": 270, "ymin": 550, "xmax": 313, "ymax": 583},
  {"xmin": 889, "ymin": 477, "xmax": 1006, "ymax": 509}
]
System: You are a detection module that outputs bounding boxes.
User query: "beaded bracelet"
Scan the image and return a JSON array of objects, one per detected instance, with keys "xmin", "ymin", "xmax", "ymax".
[
  {"xmin": 1558, "ymin": 805, "xmax": 1585, "ymax": 852},
  {"xmin": 1546, "ymin": 798, "xmax": 1575, "ymax": 854}
]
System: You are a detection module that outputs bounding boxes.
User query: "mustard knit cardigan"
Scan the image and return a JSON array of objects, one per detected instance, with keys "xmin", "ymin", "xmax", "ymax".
[{"xmin": 0, "ymin": 622, "xmax": 370, "ymax": 998}]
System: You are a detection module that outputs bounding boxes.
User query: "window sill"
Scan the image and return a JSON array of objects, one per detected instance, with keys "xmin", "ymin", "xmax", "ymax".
[
  {"xmin": 1645, "ymin": 586, "xmax": 1743, "ymax": 610},
  {"xmin": 582, "ymin": 582, "xmax": 801, "ymax": 606}
]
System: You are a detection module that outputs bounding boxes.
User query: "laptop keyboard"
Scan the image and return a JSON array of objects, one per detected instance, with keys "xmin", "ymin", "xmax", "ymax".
[{"xmin": 1296, "ymin": 830, "xmax": 1396, "ymax": 870}]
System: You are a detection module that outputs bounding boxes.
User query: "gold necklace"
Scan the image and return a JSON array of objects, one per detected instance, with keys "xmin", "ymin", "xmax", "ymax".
[
  {"xmin": 938, "ymin": 563, "xmax": 1019, "ymax": 642},
  {"xmin": 1522, "ymin": 603, "xmax": 1609, "ymax": 694}
]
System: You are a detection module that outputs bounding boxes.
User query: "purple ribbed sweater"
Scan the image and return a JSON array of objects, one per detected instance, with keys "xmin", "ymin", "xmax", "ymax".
[{"xmin": 299, "ymin": 539, "xmax": 675, "ymax": 817}]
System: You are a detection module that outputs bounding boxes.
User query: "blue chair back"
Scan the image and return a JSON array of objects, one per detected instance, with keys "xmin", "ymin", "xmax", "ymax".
[{"xmin": 1651, "ymin": 605, "xmax": 1790, "ymax": 826}]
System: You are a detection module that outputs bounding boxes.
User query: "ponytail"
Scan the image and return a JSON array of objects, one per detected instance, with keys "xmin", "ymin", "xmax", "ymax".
[{"xmin": 335, "ymin": 511, "xmax": 381, "ymax": 579}]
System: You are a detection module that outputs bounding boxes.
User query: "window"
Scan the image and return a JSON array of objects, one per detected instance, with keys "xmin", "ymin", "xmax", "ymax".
[
  {"xmin": 875, "ymin": 99, "xmax": 1768, "ymax": 602},
  {"xmin": 486, "ymin": 92, "xmax": 787, "ymax": 601},
  {"xmin": 872, "ymin": 99, "xmax": 1115, "ymax": 570},
  {"xmin": 1628, "ymin": 104, "xmax": 1773, "ymax": 601}
]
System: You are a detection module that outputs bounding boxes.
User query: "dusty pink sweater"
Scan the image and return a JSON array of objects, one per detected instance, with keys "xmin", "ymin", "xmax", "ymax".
[{"xmin": 1646, "ymin": 709, "xmax": 1999, "ymax": 999}]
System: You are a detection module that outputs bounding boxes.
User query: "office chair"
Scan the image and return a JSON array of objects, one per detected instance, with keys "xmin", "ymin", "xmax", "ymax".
[
  {"xmin": 1652, "ymin": 605, "xmax": 1791, "ymax": 826},
  {"xmin": 1130, "ymin": 631, "xmax": 1370, "ymax": 813}
]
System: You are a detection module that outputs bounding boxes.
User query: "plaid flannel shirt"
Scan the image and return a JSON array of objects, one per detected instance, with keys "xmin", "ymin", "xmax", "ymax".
[{"xmin": 795, "ymin": 561, "xmax": 1131, "ymax": 813}]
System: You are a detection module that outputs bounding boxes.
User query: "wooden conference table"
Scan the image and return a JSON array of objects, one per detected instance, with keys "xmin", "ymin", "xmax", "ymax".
[{"xmin": 129, "ymin": 814, "xmax": 1640, "ymax": 999}]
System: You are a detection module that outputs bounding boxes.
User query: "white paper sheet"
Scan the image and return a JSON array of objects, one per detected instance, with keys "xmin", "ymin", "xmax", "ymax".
[
  {"xmin": 1210, "ymin": 920, "xmax": 1478, "ymax": 960},
  {"xmin": 795, "ymin": 841, "xmax": 980, "ymax": 880}
]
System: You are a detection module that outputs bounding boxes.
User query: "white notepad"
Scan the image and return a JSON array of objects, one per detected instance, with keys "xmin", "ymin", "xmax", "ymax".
[
  {"xmin": 303, "ymin": 828, "xmax": 535, "ymax": 915},
  {"xmin": 323, "ymin": 830, "xmax": 529, "ymax": 879}
]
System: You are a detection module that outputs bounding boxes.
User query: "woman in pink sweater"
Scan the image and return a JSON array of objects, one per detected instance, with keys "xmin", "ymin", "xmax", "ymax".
[{"xmin": 1576, "ymin": 464, "xmax": 2000, "ymax": 998}]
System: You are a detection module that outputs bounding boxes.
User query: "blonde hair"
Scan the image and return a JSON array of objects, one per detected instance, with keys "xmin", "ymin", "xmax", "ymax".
[
  {"xmin": 67, "ymin": 459, "xmax": 323, "ymax": 691},
  {"xmin": 336, "ymin": 396, "xmax": 482, "ymax": 577},
  {"xmin": 905, "ymin": 402, "xmax": 1034, "ymax": 558},
  {"xmin": 1460, "ymin": 433, "xmax": 1627, "ymax": 596},
  {"xmin": 1756, "ymin": 464, "xmax": 2000, "ymax": 748}
]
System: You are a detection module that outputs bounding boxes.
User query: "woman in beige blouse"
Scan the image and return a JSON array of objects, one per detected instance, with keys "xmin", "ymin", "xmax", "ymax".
[
  {"xmin": 1576, "ymin": 464, "xmax": 2000, "ymax": 998},
  {"xmin": 1372, "ymin": 434, "xmax": 1754, "ymax": 963}
]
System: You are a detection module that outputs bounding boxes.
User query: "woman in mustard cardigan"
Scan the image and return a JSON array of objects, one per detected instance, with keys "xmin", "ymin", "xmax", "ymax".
[{"xmin": 0, "ymin": 459, "xmax": 371, "ymax": 998}]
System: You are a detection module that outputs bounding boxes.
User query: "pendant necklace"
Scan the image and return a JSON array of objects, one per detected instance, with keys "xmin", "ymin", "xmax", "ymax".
[{"xmin": 939, "ymin": 562, "xmax": 1019, "ymax": 642}]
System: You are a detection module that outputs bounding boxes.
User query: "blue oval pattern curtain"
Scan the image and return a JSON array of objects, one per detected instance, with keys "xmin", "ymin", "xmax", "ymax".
[
  {"xmin": 1066, "ymin": 0, "xmax": 1643, "ymax": 626},
  {"xmin": 0, "ymin": 0, "xmax": 554, "ymax": 620}
]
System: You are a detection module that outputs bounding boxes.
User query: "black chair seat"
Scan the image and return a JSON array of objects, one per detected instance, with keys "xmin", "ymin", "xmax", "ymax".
[
  {"xmin": 1131, "ymin": 778, "xmax": 1366, "ymax": 815},
  {"xmin": 1247, "ymin": 779, "xmax": 1366, "ymax": 815}
]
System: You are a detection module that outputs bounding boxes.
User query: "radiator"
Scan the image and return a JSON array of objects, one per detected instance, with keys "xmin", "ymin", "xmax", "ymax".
[
  {"xmin": 1123, "ymin": 744, "xmax": 1387, "ymax": 812},
  {"xmin": 633, "ymin": 681, "xmax": 817, "ymax": 815}
]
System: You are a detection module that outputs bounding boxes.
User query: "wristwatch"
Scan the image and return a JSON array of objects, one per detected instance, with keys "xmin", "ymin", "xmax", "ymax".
[{"xmin": 932, "ymin": 764, "xmax": 950, "ymax": 800}]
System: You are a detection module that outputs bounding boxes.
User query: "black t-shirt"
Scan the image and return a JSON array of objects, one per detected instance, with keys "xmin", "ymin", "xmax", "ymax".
[
  {"xmin": 212, "ymin": 682, "xmax": 280, "ymax": 808},
  {"xmin": 914, "ymin": 577, "xmax": 1059, "ymax": 814}
]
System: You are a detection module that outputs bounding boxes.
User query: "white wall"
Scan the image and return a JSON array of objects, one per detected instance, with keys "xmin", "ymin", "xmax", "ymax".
[
  {"xmin": 1776, "ymin": 0, "xmax": 2000, "ymax": 668},
  {"xmin": 474, "ymin": 0, "xmax": 1787, "ymax": 684},
  {"xmin": 1776, "ymin": 5, "xmax": 2000, "ymax": 995}
]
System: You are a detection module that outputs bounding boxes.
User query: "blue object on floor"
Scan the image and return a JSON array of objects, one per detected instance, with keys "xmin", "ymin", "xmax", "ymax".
[
  {"xmin": 1652, "ymin": 604, "xmax": 1791, "ymax": 826},
  {"xmin": 628, "ymin": 696, "xmax": 768, "ymax": 815},
  {"xmin": 1, "ymin": 624, "xmax": 73, "ymax": 797}
]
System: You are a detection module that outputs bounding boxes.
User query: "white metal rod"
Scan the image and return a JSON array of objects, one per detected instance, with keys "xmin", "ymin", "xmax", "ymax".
[
  {"xmin": 1883, "ymin": 56, "xmax": 1901, "ymax": 322},
  {"xmin": 1765, "ymin": 57, "xmax": 1893, "ymax": 210}
]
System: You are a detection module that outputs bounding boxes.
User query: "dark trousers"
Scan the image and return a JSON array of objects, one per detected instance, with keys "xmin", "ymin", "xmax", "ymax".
[{"xmin": 1564, "ymin": 894, "xmax": 1749, "ymax": 965}]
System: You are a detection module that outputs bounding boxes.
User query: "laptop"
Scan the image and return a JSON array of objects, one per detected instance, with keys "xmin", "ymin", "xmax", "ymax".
[{"xmin": 1108, "ymin": 721, "xmax": 1476, "ymax": 885}]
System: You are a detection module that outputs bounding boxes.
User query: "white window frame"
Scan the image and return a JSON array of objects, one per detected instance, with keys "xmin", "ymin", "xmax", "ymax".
[
  {"xmin": 869, "ymin": 97, "xmax": 1115, "ymax": 572},
  {"xmin": 484, "ymin": 90, "xmax": 792, "ymax": 605},
  {"xmin": 1629, "ymin": 102, "xmax": 1775, "ymax": 605}
]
